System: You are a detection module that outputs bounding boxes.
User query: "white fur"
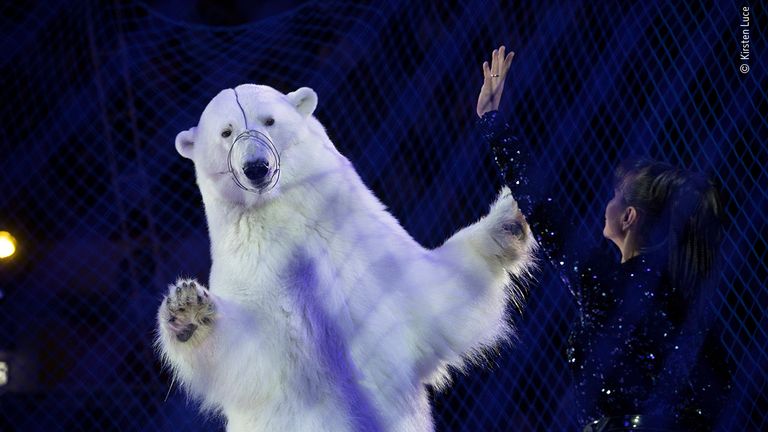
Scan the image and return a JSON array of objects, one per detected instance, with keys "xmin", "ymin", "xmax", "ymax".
[{"xmin": 156, "ymin": 84, "xmax": 536, "ymax": 431}]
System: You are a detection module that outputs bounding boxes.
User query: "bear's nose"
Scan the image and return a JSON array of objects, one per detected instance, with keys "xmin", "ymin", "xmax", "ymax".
[{"xmin": 243, "ymin": 159, "xmax": 270, "ymax": 182}]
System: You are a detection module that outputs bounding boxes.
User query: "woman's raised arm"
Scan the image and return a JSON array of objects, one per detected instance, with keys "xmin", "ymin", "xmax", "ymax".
[{"xmin": 474, "ymin": 46, "xmax": 592, "ymax": 304}]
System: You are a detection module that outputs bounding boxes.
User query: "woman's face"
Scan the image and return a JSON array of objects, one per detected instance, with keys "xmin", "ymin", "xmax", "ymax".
[{"xmin": 603, "ymin": 188, "xmax": 627, "ymax": 250}]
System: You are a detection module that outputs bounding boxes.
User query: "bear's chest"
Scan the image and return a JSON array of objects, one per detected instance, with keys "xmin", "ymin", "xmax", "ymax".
[{"xmin": 212, "ymin": 251, "xmax": 359, "ymax": 375}]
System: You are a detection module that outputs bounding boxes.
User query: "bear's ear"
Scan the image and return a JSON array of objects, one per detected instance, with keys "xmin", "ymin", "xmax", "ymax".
[
  {"xmin": 286, "ymin": 87, "xmax": 318, "ymax": 117},
  {"xmin": 175, "ymin": 126, "xmax": 197, "ymax": 160}
]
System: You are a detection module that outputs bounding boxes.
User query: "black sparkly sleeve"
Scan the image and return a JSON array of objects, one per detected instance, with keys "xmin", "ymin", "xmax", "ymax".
[
  {"xmin": 477, "ymin": 111, "xmax": 586, "ymax": 303},
  {"xmin": 476, "ymin": 110, "xmax": 533, "ymax": 215}
]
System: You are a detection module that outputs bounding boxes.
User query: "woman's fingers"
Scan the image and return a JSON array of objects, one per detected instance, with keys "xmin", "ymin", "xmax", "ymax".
[
  {"xmin": 503, "ymin": 51, "xmax": 515, "ymax": 74},
  {"xmin": 483, "ymin": 61, "xmax": 490, "ymax": 80},
  {"xmin": 490, "ymin": 45, "xmax": 508, "ymax": 77}
]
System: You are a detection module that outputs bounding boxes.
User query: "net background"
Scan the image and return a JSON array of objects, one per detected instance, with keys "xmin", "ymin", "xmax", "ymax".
[{"xmin": 0, "ymin": 0, "xmax": 765, "ymax": 430}]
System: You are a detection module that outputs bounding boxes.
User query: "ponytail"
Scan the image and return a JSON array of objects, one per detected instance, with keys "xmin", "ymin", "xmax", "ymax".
[{"xmin": 614, "ymin": 159, "xmax": 724, "ymax": 307}]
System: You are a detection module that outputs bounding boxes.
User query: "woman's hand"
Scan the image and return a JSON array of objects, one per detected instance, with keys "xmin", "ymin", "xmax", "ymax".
[{"xmin": 476, "ymin": 45, "xmax": 515, "ymax": 118}]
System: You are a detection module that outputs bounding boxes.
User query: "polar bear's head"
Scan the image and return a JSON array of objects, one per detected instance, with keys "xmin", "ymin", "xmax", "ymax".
[{"xmin": 175, "ymin": 84, "xmax": 342, "ymax": 207}]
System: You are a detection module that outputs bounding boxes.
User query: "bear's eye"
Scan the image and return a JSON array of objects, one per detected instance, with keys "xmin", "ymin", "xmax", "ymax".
[
  {"xmin": 221, "ymin": 130, "xmax": 232, "ymax": 138},
  {"xmin": 264, "ymin": 118, "xmax": 275, "ymax": 126}
]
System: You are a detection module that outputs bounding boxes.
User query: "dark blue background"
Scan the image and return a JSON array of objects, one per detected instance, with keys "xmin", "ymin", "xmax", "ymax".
[{"xmin": 0, "ymin": 0, "xmax": 765, "ymax": 430}]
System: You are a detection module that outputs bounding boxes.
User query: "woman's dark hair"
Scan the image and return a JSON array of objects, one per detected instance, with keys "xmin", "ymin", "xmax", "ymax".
[{"xmin": 613, "ymin": 158, "xmax": 724, "ymax": 305}]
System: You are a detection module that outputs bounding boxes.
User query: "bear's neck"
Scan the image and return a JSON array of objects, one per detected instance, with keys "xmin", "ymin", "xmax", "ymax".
[
  {"xmin": 202, "ymin": 192, "xmax": 307, "ymax": 258},
  {"xmin": 201, "ymin": 175, "xmax": 380, "ymax": 271}
]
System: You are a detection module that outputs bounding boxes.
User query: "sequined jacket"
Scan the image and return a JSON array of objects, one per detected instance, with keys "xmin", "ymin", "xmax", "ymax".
[{"xmin": 477, "ymin": 110, "xmax": 731, "ymax": 430}]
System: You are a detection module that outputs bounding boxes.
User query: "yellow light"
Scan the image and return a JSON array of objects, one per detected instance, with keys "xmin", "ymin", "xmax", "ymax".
[
  {"xmin": 0, "ymin": 231, "xmax": 17, "ymax": 259},
  {"xmin": 0, "ymin": 361, "xmax": 7, "ymax": 387}
]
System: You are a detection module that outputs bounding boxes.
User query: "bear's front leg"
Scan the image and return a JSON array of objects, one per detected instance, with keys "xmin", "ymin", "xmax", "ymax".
[
  {"xmin": 160, "ymin": 278, "xmax": 216, "ymax": 345},
  {"xmin": 156, "ymin": 278, "xmax": 271, "ymax": 417},
  {"xmin": 156, "ymin": 278, "xmax": 221, "ymax": 400},
  {"xmin": 419, "ymin": 188, "xmax": 536, "ymax": 377}
]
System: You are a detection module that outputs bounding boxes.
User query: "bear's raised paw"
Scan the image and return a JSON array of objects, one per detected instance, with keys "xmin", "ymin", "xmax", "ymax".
[
  {"xmin": 164, "ymin": 279, "xmax": 216, "ymax": 343},
  {"xmin": 481, "ymin": 187, "xmax": 534, "ymax": 268}
]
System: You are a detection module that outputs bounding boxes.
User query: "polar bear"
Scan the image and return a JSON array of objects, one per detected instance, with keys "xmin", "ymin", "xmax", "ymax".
[{"xmin": 156, "ymin": 84, "xmax": 535, "ymax": 432}]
